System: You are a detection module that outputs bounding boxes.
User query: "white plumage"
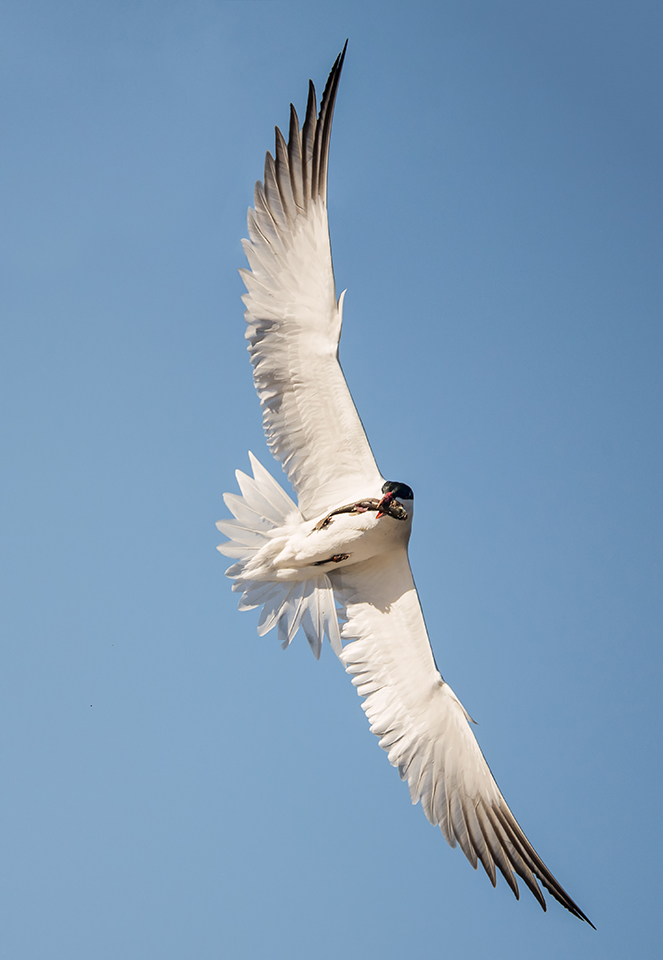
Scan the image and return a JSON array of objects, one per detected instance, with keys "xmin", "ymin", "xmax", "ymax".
[{"xmin": 219, "ymin": 44, "xmax": 593, "ymax": 927}]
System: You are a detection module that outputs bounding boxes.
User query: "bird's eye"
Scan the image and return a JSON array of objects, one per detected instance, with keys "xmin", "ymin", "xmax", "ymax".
[{"xmin": 382, "ymin": 481, "xmax": 414, "ymax": 500}]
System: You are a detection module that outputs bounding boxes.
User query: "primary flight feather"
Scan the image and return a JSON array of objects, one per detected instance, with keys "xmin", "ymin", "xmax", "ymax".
[{"xmin": 218, "ymin": 43, "xmax": 593, "ymax": 926}]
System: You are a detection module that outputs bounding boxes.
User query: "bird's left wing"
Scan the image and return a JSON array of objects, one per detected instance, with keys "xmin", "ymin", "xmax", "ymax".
[
  {"xmin": 330, "ymin": 551, "xmax": 593, "ymax": 925},
  {"xmin": 240, "ymin": 44, "xmax": 383, "ymax": 520}
]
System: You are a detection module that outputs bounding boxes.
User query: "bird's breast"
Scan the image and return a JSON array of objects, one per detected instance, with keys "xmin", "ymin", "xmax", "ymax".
[{"xmin": 269, "ymin": 503, "xmax": 412, "ymax": 580}]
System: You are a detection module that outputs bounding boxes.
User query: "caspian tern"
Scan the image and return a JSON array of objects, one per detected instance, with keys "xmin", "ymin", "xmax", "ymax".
[{"xmin": 218, "ymin": 44, "xmax": 593, "ymax": 927}]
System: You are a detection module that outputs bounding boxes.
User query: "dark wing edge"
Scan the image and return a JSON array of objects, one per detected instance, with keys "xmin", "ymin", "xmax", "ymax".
[
  {"xmin": 256, "ymin": 39, "xmax": 347, "ymax": 230},
  {"xmin": 474, "ymin": 792, "xmax": 596, "ymax": 927}
]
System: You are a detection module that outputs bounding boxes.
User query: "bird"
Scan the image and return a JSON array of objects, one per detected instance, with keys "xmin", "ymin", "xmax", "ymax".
[{"xmin": 217, "ymin": 43, "xmax": 593, "ymax": 927}]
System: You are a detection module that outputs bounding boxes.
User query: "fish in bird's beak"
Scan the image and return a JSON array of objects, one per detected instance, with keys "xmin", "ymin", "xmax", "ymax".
[{"xmin": 376, "ymin": 491, "xmax": 408, "ymax": 521}]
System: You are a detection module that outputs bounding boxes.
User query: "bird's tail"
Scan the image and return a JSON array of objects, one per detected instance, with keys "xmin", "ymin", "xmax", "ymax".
[{"xmin": 217, "ymin": 452, "xmax": 342, "ymax": 659}]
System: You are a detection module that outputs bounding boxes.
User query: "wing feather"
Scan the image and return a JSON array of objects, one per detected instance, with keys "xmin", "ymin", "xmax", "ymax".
[
  {"xmin": 241, "ymin": 42, "xmax": 383, "ymax": 518},
  {"xmin": 330, "ymin": 551, "xmax": 594, "ymax": 926}
]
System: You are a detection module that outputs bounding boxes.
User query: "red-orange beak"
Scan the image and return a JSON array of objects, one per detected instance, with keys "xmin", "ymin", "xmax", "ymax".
[{"xmin": 376, "ymin": 491, "xmax": 394, "ymax": 519}]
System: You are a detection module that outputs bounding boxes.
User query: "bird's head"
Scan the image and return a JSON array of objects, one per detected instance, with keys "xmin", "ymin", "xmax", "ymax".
[{"xmin": 376, "ymin": 481, "xmax": 414, "ymax": 520}]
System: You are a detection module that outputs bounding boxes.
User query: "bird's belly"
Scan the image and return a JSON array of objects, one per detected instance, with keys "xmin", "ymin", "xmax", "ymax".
[{"xmin": 267, "ymin": 510, "xmax": 411, "ymax": 581}]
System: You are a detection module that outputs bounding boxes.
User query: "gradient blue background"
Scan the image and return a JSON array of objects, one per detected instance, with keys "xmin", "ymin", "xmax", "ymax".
[{"xmin": 1, "ymin": 2, "xmax": 661, "ymax": 957}]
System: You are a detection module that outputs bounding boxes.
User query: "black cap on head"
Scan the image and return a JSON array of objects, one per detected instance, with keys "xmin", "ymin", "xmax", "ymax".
[{"xmin": 382, "ymin": 480, "xmax": 414, "ymax": 500}]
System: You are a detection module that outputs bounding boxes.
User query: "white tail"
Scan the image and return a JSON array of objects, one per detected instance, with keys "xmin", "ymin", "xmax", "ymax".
[{"xmin": 217, "ymin": 452, "xmax": 342, "ymax": 659}]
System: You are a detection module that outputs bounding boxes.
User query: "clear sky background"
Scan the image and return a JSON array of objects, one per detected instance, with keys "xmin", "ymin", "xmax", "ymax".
[{"xmin": 1, "ymin": 2, "xmax": 661, "ymax": 957}]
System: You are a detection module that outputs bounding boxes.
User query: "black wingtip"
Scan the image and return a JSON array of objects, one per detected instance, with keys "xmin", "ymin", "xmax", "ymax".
[
  {"xmin": 332, "ymin": 40, "xmax": 348, "ymax": 80},
  {"xmin": 253, "ymin": 46, "xmax": 348, "ymax": 233},
  {"xmin": 575, "ymin": 903, "xmax": 597, "ymax": 930}
]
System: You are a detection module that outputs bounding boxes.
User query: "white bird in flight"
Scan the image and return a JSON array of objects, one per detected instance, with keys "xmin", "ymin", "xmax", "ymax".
[{"xmin": 218, "ymin": 43, "xmax": 593, "ymax": 927}]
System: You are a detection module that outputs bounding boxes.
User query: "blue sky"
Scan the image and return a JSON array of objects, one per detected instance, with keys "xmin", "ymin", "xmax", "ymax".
[{"xmin": 1, "ymin": 1, "xmax": 661, "ymax": 957}]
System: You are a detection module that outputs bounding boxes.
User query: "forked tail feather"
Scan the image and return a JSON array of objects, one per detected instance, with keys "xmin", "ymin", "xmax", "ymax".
[{"xmin": 217, "ymin": 452, "xmax": 342, "ymax": 658}]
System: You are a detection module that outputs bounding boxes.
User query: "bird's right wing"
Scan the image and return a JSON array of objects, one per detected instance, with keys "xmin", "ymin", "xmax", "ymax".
[
  {"xmin": 240, "ymin": 44, "xmax": 383, "ymax": 520},
  {"xmin": 330, "ymin": 550, "xmax": 593, "ymax": 925}
]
